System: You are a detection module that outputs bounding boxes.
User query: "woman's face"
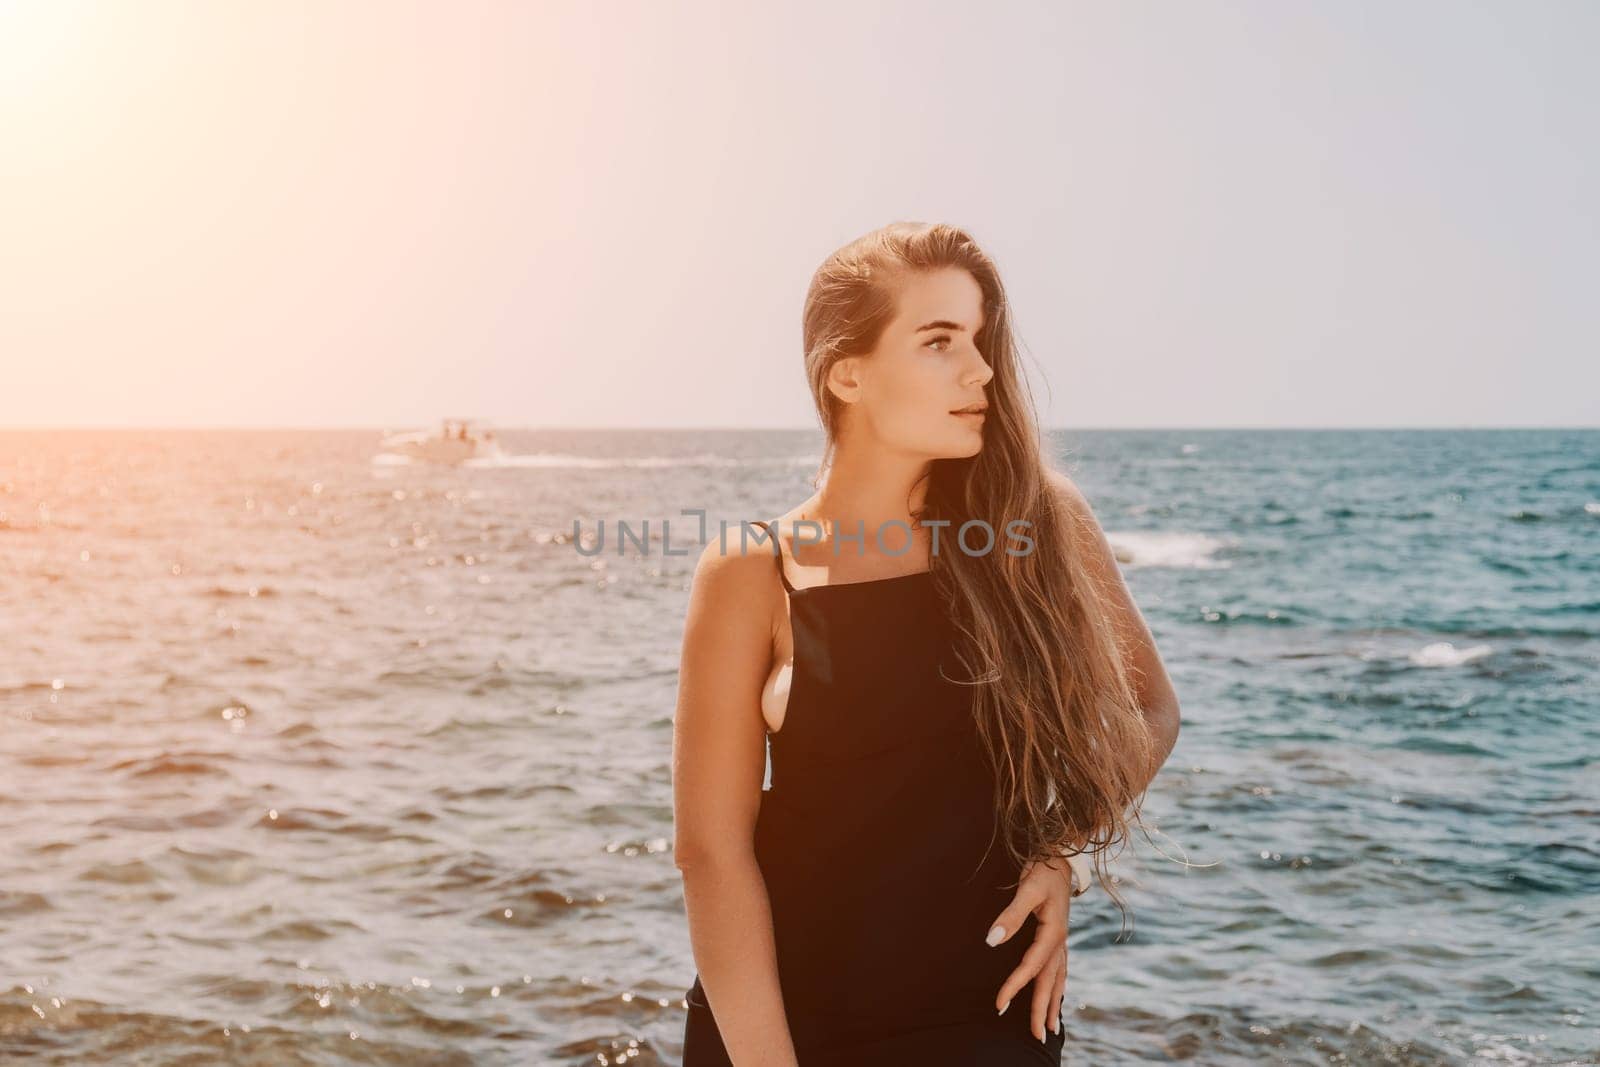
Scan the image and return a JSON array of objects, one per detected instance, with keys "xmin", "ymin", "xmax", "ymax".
[{"xmin": 832, "ymin": 266, "xmax": 995, "ymax": 458}]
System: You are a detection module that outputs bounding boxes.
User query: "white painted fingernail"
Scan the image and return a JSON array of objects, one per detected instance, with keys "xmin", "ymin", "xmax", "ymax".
[
  {"xmin": 998, "ymin": 999, "xmax": 1010, "ymax": 1015},
  {"xmin": 985, "ymin": 924, "xmax": 1005, "ymax": 946}
]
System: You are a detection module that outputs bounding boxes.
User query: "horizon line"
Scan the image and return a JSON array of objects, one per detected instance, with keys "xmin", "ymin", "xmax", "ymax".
[{"xmin": 0, "ymin": 423, "xmax": 1596, "ymax": 433}]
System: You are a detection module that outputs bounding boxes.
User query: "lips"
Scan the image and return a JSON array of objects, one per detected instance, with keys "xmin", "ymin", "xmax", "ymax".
[{"xmin": 951, "ymin": 406, "xmax": 988, "ymax": 415}]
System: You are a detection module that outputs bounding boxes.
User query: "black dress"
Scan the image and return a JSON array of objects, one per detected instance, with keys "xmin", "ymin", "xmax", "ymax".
[{"xmin": 680, "ymin": 522, "xmax": 1065, "ymax": 1066}]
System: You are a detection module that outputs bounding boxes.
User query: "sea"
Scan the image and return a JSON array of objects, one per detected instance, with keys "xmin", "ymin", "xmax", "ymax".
[{"xmin": 1, "ymin": 428, "xmax": 1595, "ymax": 1066}]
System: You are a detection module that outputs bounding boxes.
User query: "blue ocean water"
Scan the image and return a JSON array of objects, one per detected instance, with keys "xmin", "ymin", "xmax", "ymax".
[{"xmin": 0, "ymin": 428, "xmax": 1595, "ymax": 1065}]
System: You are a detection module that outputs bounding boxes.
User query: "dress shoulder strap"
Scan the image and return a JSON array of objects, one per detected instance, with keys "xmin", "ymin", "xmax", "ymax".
[{"xmin": 751, "ymin": 520, "xmax": 797, "ymax": 595}]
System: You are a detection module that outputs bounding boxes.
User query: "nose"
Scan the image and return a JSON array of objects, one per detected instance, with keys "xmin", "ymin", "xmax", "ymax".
[{"xmin": 964, "ymin": 349, "xmax": 994, "ymax": 390}]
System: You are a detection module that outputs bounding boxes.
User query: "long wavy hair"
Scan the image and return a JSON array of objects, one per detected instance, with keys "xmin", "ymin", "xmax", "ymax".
[{"xmin": 800, "ymin": 220, "xmax": 1159, "ymax": 935}]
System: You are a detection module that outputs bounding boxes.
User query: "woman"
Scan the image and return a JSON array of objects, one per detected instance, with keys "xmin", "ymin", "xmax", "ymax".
[{"xmin": 671, "ymin": 221, "xmax": 1182, "ymax": 1066}]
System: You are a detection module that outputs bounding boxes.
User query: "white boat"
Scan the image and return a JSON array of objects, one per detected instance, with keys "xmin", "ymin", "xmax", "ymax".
[{"xmin": 378, "ymin": 418, "xmax": 505, "ymax": 465}]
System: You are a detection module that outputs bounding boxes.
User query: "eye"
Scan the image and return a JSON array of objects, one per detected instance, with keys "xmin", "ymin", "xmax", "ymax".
[{"xmin": 925, "ymin": 335, "xmax": 952, "ymax": 352}]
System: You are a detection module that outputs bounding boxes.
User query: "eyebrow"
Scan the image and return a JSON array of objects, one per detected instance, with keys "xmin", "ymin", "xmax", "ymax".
[{"xmin": 914, "ymin": 319, "xmax": 984, "ymax": 333}]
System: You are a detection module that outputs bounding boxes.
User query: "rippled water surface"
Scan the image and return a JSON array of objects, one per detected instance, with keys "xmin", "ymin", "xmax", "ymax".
[{"xmin": 1, "ymin": 428, "xmax": 1596, "ymax": 1065}]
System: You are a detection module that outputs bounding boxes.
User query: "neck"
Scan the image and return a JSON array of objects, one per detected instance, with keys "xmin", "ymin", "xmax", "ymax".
[{"xmin": 803, "ymin": 438, "xmax": 933, "ymax": 555}]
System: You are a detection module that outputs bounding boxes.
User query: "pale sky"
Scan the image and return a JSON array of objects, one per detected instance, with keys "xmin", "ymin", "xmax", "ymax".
[{"xmin": 2, "ymin": 0, "xmax": 1596, "ymax": 430}]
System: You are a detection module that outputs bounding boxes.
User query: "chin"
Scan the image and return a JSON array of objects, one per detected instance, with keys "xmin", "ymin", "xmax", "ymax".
[{"xmin": 940, "ymin": 433, "xmax": 985, "ymax": 459}]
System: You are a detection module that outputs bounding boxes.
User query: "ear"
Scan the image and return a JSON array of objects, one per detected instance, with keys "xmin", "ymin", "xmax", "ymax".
[{"xmin": 825, "ymin": 356, "xmax": 865, "ymax": 405}]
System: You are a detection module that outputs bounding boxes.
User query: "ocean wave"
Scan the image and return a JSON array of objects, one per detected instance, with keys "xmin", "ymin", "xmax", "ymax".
[
  {"xmin": 1108, "ymin": 530, "xmax": 1233, "ymax": 569},
  {"xmin": 1408, "ymin": 641, "xmax": 1495, "ymax": 668}
]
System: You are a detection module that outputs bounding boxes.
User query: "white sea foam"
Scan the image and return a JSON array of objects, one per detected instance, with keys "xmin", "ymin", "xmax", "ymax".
[
  {"xmin": 1409, "ymin": 641, "xmax": 1494, "ymax": 668},
  {"xmin": 1107, "ymin": 530, "xmax": 1232, "ymax": 569}
]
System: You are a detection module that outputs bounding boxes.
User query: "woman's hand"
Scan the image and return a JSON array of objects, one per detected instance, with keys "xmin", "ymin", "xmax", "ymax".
[{"xmin": 985, "ymin": 855, "xmax": 1076, "ymax": 1042}]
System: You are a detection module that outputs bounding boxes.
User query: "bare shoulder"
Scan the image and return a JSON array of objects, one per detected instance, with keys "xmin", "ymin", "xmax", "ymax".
[
  {"xmin": 1044, "ymin": 467, "xmax": 1096, "ymax": 523},
  {"xmin": 691, "ymin": 518, "xmax": 785, "ymax": 579},
  {"xmin": 685, "ymin": 520, "xmax": 785, "ymax": 632},
  {"xmin": 1044, "ymin": 467, "xmax": 1127, "ymax": 569}
]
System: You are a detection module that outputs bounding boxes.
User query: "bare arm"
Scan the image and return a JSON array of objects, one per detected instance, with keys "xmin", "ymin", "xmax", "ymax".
[
  {"xmin": 672, "ymin": 534, "xmax": 799, "ymax": 1067},
  {"xmin": 1048, "ymin": 469, "xmax": 1183, "ymax": 798}
]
